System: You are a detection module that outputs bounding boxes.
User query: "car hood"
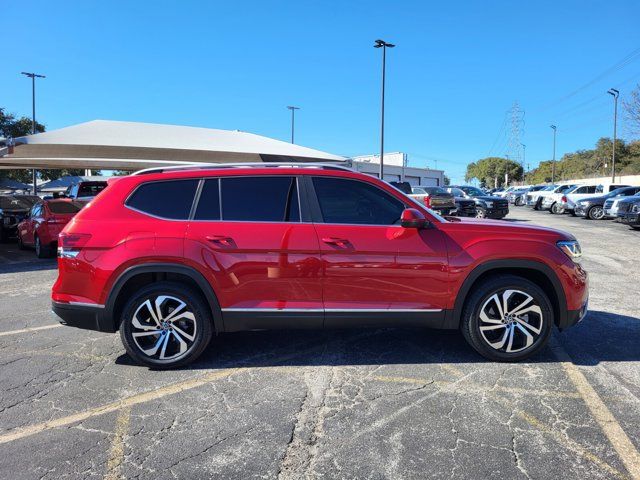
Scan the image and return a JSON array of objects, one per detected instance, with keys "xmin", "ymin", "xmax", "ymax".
[
  {"xmin": 441, "ymin": 216, "xmax": 574, "ymax": 241},
  {"xmin": 474, "ymin": 195, "xmax": 504, "ymax": 202}
]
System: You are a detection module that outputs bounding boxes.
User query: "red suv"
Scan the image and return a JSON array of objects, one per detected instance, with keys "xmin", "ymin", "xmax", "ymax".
[
  {"xmin": 18, "ymin": 199, "xmax": 84, "ymax": 258},
  {"xmin": 52, "ymin": 164, "xmax": 588, "ymax": 368}
]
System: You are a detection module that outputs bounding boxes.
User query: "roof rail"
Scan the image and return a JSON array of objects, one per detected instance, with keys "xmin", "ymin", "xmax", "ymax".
[{"xmin": 132, "ymin": 162, "xmax": 353, "ymax": 176}]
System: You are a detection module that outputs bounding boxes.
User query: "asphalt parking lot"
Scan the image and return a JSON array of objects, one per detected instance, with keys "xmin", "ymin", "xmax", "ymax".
[{"xmin": 0, "ymin": 209, "xmax": 639, "ymax": 480}]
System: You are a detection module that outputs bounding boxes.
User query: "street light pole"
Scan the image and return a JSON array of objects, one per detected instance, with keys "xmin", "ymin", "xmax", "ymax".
[
  {"xmin": 21, "ymin": 72, "xmax": 46, "ymax": 195},
  {"xmin": 550, "ymin": 125, "xmax": 557, "ymax": 184},
  {"xmin": 286, "ymin": 106, "xmax": 300, "ymax": 144},
  {"xmin": 521, "ymin": 143, "xmax": 526, "ymax": 184},
  {"xmin": 374, "ymin": 39, "xmax": 395, "ymax": 180},
  {"xmin": 607, "ymin": 88, "xmax": 619, "ymax": 183}
]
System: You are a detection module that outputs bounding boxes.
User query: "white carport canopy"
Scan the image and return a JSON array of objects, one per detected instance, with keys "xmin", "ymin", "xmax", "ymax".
[{"xmin": 0, "ymin": 120, "xmax": 346, "ymax": 170}]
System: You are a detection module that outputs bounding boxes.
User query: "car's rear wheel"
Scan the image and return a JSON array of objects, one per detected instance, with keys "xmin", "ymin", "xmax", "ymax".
[
  {"xmin": 587, "ymin": 205, "xmax": 605, "ymax": 220},
  {"xmin": 475, "ymin": 207, "xmax": 486, "ymax": 219},
  {"xmin": 119, "ymin": 282, "xmax": 213, "ymax": 369},
  {"xmin": 35, "ymin": 235, "xmax": 51, "ymax": 258},
  {"xmin": 461, "ymin": 275, "xmax": 553, "ymax": 362}
]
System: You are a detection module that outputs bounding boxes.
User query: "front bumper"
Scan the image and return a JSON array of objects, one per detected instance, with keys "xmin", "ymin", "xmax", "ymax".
[
  {"xmin": 574, "ymin": 205, "xmax": 588, "ymax": 217},
  {"xmin": 485, "ymin": 207, "xmax": 509, "ymax": 218},
  {"xmin": 52, "ymin": 301, "xmax": 116, "ymax": 333},
  {"xmin": 558, "ymin": 300, "xmax": 589, "ymax": 330},
  {"xmin": 619, "ymin": 212, "xmax": 640, "ymax": 226}
]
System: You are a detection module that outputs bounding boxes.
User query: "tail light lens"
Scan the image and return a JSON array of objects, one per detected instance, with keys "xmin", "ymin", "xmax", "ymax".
[
  {"xmin": 424, "ymin": 196, "xmax": 432, "ymax": 208},
  {"xmin": 58, "ymin": 232, "xmax": 91, "ymax": 258},
  {"xmin": 561, "ymin": 196, "xmax": 567, "ymax": 203}
]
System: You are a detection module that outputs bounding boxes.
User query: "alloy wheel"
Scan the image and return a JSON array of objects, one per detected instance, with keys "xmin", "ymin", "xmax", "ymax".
[
  {"xmin": 130, "ymin": 295, "xmax": 197, "ymax": 361},
  {"xmin": 478, "ymin": 289, "xmax": 544, "ymax": 353},
  {"xmin": 475, "ymin": 208, "xmax": 486, "ymax": 219},
  {"xmin": 589, "ymin": 206, "xmax": 604, "ymax": 220}
]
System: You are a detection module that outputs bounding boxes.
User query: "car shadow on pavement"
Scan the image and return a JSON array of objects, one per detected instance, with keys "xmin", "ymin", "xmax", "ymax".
[
  {"xmin": 114, "ymin": 310, "xmax": 639, "ymax": 370},
  {"xmin": 0, "ymin": 259, "xmax": 57, "ymax": 274}
]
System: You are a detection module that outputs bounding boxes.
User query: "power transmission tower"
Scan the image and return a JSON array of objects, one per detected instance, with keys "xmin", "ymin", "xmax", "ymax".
[{"xmin": 506, "ymin": 101, "xmax": 525, "ymax": 172}]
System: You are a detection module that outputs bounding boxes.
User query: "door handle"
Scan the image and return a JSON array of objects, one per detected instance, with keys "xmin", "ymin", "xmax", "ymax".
[
  {"xmin": 321, "ymin": 237, "xmax": 350, "ymax": 248},
  {"xmin": 205, "ymin": 235, "xmax": 235, "ymax": 247}
]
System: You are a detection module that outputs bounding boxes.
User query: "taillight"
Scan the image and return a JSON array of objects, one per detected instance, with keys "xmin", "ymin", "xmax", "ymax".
[
  {"xmin": 58, "ymin": 232, "xmax": 91, "ymax": 258},
  {"xmin": 561, "ymin": 196, "xmax": 567, "ymax": 203},
  {"xmin": 424, "ymin": 196, "xmax": 432, "ymax": 208}
]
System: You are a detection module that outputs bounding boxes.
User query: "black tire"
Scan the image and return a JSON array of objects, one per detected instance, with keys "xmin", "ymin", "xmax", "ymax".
[
  {"xmin": 534, "ymin": 198, "xmax": 542, "ymax": 210},
  {"xmin": 460, "ymin": 274, "xmax": 553, "ymax": 362},
  {"xmin": 550, "ymin": 202, "xmax": 563, "ymax": 215},
  {"xmin": 475, "ymin": 207, "xmax": 486, "ymax": 219},
  {"xmin": 587, "ymin": 205, "xmax": 605, "ymax": 220},
  {"xmin": 0, "ymin": 227, "xmax": 7, "ymax": 243},
  {"xmin": 119, "ymin": 281, "xmax": 213, "ymax": 369},
  {"xmin": 631, "ymin": 225, "xmax": 640, "ymax": 231},
  {"xmin": 35, "ymin": 235, "xmax": 51, "ymax": 258}
]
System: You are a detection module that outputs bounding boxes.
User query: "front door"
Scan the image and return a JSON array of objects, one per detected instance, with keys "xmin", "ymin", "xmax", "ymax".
[
  {"xmin": 307, "ymin": 176, "xmax": 449, "ymax": 329},
  {"xmin": 185, "ymin": 175, "xmax": 323, "ymax": 332}
]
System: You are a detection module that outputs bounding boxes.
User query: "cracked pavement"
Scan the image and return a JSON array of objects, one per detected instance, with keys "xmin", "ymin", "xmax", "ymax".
[{"xmin": 0, "ymin": 208, "xmax": 639, "ymax": 479}]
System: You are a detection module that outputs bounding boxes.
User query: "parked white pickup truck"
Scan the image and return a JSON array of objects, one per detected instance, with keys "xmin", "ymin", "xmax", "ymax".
[{"xmin": 545, "ymin": 183, "xmax": 630, "ymax": 214}]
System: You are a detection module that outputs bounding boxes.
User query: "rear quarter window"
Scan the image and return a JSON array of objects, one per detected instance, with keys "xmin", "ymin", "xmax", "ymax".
[{"xmin": 126, "ymin": 179, "xmax": 199, "ymax": 220}]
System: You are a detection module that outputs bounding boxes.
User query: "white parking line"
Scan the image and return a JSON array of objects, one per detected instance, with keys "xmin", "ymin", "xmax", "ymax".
[{"xmin": 0, "ymin": 324, "xmax": 62, "ymax": 337}]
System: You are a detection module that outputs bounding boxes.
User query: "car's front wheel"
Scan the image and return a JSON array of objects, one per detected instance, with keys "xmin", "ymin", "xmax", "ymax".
[
  {"xmin": 550, "ymin": 203, "xmax": 564, "ymax": 215},
  {"xmin": 475, "ymin": 207, "xmax": 486, "ymax": 219},
  {"xmin": 461, "ymin": 275, "xmax": 553, "ymax": 362},
  {"xmin": 35, "ymin": 235, "xmax": 52, "ymax": 258},
  {"xmin": 119, "ymin": 282, "xmax": 213, "ymax": 369}
]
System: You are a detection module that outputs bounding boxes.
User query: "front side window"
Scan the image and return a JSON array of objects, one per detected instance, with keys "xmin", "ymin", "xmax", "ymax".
[
  {"xmin": 461, "ymin": 186, "xmax": 484, "ymax": 197},
  {"xmin": 220, "ymin": 176, "xmax": 299, "ymax": 222},
  {"xmin": 312, "ymin": 177, "xmax": 405, "ymax": 225},
  {"xmin": 127, "ymin": 179, "xmax": 199, "ymax": 220}
]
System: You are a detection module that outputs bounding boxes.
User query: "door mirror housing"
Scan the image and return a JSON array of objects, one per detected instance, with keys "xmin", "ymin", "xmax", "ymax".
[{"xmin": 400, "ymin": 208, "xmax": 427, "ymax": 229}]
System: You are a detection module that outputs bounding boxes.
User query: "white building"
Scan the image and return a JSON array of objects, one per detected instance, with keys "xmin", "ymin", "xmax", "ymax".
[{"xmin": 347, "ymin": 152, "xmax": 445, "ymax": 186}]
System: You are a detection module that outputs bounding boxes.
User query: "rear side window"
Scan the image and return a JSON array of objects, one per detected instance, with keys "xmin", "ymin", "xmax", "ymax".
[
  {"xmin": 220, "ymin": 176, "xmax": 300, "ymax": 222},
  {"xmin": 312, "ymin": 177, "xmax": 405, "ymax": 225},
  {"xmin": 48, "ymin": 202, "xmax": 83, "ymax": 214},
  {"xmin": 127, "ymin": 180, "xmax": 198, "ymax": 220}
]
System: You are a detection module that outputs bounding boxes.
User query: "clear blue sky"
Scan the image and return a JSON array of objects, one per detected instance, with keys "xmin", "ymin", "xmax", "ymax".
[{"xmin": 3, "ymin": 0, "xmax": 640, "ymax": 183}]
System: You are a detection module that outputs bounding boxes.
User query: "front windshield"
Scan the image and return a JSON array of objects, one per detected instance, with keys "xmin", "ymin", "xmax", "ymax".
[
  {"xmin": 557, "ymin": 185, "xmax": 574, "ymax": 193},
  {"xmin": 461, "ymin": 186, "xmax": 484, "ymax": 196}
]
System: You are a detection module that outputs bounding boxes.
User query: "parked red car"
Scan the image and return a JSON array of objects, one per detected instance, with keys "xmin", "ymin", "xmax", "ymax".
[
  {"xmin": 52, "ymin": 165, "xmax": 588, "ymax": 368},
  {"xmin": 18, "ymin": 199, "xmax": 84, "ymax": 258}
]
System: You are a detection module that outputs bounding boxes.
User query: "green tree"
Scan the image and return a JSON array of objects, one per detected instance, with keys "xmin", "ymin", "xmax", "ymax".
[
  {"xmin": 624, "ymin": 83, "xmax": 640, "ymax": 138},
  {"xmin": 443, "ymin": 174, "xmax": 451, "ymax": 186},
  {"xmin": 465, "ymin": 157, "xmax": 523, "ymax": 187}
]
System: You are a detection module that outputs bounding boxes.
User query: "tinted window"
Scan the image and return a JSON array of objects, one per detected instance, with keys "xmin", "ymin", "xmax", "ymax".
[
  {"xmin": 78, "ymin": 182, "xmax": 107, "ymax": 197},
  {"xmin": 312, "ymin": 177, "xmax": 405, "ymax": 225},
  {"xmin": 127, "ymin": 180, "xmax": 198, "ymax": 219},
  {"xmin": 448, "ymin": 188, "xmax": 466, "ymax": 197},
  {"xmin": 221, "ymin": 176, "xmax": 299, "ymax": 222},
  {"xmin": 423, "ymin": 187, "xmax": 447, "ymax": 194},
  {"xmin": 194, "ymin": 179, "xmax": 221, "ymax": 221},
  {"xmin": 48, "ymin": 201, "xmax": 83, "ymax": 214},
  {"xmin": 461, "ymin": 186, "xmax": 484, "ymax": 196}
]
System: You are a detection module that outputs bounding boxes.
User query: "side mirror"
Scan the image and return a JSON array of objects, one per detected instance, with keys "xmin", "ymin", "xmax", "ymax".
[{"xmin": 400, "ymin": 208, "xmax": 427, "ymax": 229}]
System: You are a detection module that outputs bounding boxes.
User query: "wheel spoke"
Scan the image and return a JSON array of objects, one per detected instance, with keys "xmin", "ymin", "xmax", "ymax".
[
  {"xmin": 515, "ymin": 317, "xmax": 541, "ymax": 335},
  {"xmin": 489, "ymin": 294, "xmax": 504, "ymax": 318},
  {"xmin": 505, "ymin": 325, "xmax": 516, "ymax": 352},
  {"xmin": 480, "ymin": 324, "xmax": 507, "ymax": 332},
  {"xmin": 132, "ymin": 329, "xmax": 163, "ymax": 338},
  {"xmin": 171, "ymin": 330, "xmax": 188, "ymax": 355},
  {"xmin": 172, "ymin": 323, "xmax": 195, "ymax": 342},
  {"xmin": 163, "ymin": 301, "xmax": 187, "ymax": 322},
  {"xmin": 158, "ymin": 330, "xmax": 171, "ymax": 359},
  {"xmin": 141, "ymin": 331, "xmax": 167, "ymax": 357},
  {"xmin": 489, "ymin": 327, "xmax": 510, "ymax": 350},
  {"xmin": 512, "ymin": 305, "xmax": 542, "ymax": 317},
  {"xmin": 515, "ymin": 323, "xmax": 534, "ymax": 349},
  {"xmin": 507, "ymin": 292, "xmax": 533, "ymax": 315}
]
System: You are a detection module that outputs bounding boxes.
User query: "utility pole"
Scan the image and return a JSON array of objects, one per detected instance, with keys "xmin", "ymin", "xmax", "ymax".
[
  {"xmin": 374, "ymin": 39, "xmax": 395, "ymax": 180},
  {"xmin": 523, "ymin": 145, "xmax": 527, "ymax": 184},
  {"xmin": 286, "ymin": 106, "xmax": 300, "ymax": 144},
  {"xmin": 21, "ymin": 72, "xmax": 46, "ymax": 195},
  {"xmin": 550, "ymin": 125, "xmax": 557, "ymax": 184},
  {"xmin": 607, "ymin": 88, "xmax": 619, "ymax": 182}
]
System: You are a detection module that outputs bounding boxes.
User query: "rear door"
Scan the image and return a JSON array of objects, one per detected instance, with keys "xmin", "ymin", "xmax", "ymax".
[
  {"xmin": 307, "ymin": 176, "xmax": 449, "ymax": 328},
  {"xmin": 185, "ymin": 175, "xmax": 322, "ymax": 331}
]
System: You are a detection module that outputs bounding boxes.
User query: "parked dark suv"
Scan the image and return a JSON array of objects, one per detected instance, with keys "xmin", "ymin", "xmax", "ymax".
[
  {"xmin": 53, "ymin": 164, "xmax": 587, "ymax": 368},
  {"xmin": 0, "ymin": 194, "xmax": 41, "ymax": 242},
  {"xmin": 446, "ymin": 186, "xmax": 509, "ymax": 219}
]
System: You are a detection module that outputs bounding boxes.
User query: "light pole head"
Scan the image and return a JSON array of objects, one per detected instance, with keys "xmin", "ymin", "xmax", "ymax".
[
  {"xmin": 550, "ymin": 125, "xmax": 557, "ymax": 131},
  {"xmin": 374, "ymin": 39, "xmax": 395, "ymax": 48},
  {"xmin": 21, "ymin": 72, "xmax": 46, "ymax": 79},
  {"xmin": 607, "ymin": 88, "xmax": 619, "ymax": 98},
  {"xmin": 287, "ymin": 106, "xmax": 300, "ymax": 111}
]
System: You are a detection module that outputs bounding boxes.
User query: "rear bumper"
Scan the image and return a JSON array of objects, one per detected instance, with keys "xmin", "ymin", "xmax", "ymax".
[{"xmin": 52, "ymin": 301, "xmax": 115, "ymax": 333}]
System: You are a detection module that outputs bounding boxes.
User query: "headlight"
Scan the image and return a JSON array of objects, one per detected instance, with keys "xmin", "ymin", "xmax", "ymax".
[
  {"xmin": 557, "ymin": 240, "xmax": 582, "ymax": 262},
  {"xmin": 632, "ymin": 204, "xmax": 640, "ymax": 213}
]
